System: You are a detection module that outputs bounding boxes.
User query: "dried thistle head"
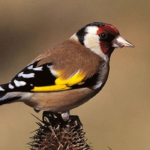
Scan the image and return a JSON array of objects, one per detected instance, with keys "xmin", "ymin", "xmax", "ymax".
[{"xmin": 29, "ymin": 112, "xmax": 92, "ymax": 150}]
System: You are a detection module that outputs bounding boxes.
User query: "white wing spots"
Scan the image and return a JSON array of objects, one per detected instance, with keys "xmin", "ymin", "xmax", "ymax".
[
  {"xmin": 27, "ymin": 65, "xmax": 33, "ymax": 70},
  {"xmin": 18, "ymin": 72, "xmax": 23, "ymax": 77},
  {"xmin": 14, "ymin": 80, "xmax": 26, "ymax": 87},
  {"xmin": 22, "ymin": 73, "xmax": 35, "ymax": 78},
  {"xmin": 8, "ymin": 84, "xmax": 14, "ymax": 89},
  {"xmin": 0, "ymin": 86, "xmax": 5, "ymax": 91},
  {"xmin": 18, "ymin": 64, "xmax": 42, "ymax": 79},
  {"xmin": 33, "ymin": 66, "xmax": 43, "ymax": 71},
  {"xmin": 18, "ymin": 72, "xmax": 35, "ymax": 78}
]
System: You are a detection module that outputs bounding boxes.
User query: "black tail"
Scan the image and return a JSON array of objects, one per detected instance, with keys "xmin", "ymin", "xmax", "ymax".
[
  {"xmin": 0, "ymin": 83, "xmax": 8, "ymax": 103},
  {"xmin": 0, "ymin": 91, "xmax": 7, "ymax": 99},
  {"xmin": 0, "ymin": 83, "xmax": 21, "ymax": 105},
  {"xmin": 0, "ymin": 96, "xmax": 21, "ymax": 105}
]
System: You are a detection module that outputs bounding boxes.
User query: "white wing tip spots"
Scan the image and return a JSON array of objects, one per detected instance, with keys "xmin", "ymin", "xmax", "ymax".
[
  {"xmin": 18, "ymin": 72, "xmax": 23, "ymax": 77},
  {"xmin": 14, "ymin": 80, "xmax": 26, "ymax": 87},
  {"xmin": 8, "ymin": 84, "xmax": 14, "ymax": 89},
  {"xmin": 27, "ymin": 64, "xmax": 43, "ymax": 71},
  {"xmin": 0, "ymin": 86, "xmax": 5, "ymax": 91},
  {"xmin": 18, "ymin": 72, "xmax": 35, "ymax": 78},
  {"xmin": 22, "ymin": 73, "xmax": 35, "ymax": 78},
  {"xmin": 33, "ymin": 66, "xmax": 43, "ymax": 71}
]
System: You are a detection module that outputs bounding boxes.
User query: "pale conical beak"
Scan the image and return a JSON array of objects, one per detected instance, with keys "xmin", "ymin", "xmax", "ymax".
[{"xmin": 112, "ymin": 35, "xmax": 134, "ymax": 48}]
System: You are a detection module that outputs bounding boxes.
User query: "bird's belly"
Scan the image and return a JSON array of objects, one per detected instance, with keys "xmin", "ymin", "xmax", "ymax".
[{"xmin": 23, "ymin": 87, "xmax": 99, "ymax": 112}]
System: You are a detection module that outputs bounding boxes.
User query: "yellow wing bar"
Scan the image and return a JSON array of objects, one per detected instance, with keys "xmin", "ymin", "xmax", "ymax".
[
  {"xmin": 31, "ymin": 70, "xmax": 85, "ymax": 92},
  {"xmin": 31, "ymin": 85, "xmax": 70, "ymax": 92}
]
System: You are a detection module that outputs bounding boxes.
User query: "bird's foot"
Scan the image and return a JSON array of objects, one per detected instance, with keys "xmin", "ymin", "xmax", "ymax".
[
  {"xmin": 42, "ymin": 111, "xmax": 83, "ymax": 128},
  {"xmin": 69, "ymin": 115, "xmax": 83, "ymax": 127},
  {"xmin": 61, "ymin": 112, "xmax": 83, "ymax": 127}
]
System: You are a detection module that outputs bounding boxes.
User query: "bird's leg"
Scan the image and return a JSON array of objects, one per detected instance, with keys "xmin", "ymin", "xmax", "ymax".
[
  {"xmin": 61, "ymin": 111, "xmax": 83, "ymax": 127},
  {"xmin": 61, "ymin": 111, "xmax": 70, "ymax": 121}
]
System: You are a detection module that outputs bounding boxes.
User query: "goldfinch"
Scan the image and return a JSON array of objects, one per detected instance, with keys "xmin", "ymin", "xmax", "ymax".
[{"xmin": 0, "ymin": 22, "xmax": 134, "ymax": 120}]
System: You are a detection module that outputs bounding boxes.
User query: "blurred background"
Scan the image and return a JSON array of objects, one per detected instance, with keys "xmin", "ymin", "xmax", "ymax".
[{"xmin": 0, "ymin": 0, "xmax": 149, "ymax": 150}]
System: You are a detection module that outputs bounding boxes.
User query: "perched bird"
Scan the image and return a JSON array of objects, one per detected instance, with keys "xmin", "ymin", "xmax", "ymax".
[{"xmin": 0, "ymin": 22, "xmax": 134, "ymax": 120}]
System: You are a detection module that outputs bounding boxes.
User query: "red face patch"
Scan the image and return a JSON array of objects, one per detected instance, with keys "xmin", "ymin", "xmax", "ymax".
[
  {"xmin": 96, "ymin": 24, "xmax": 119, "ymax": 57},
  {"xmin": 96, "ymin": 24, "xmax": 119, "ymax": 36}
]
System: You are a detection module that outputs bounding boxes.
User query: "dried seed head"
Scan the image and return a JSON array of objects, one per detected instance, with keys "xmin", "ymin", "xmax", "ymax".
[{"xmin": 29, "ymin": 112, "xmax": 92, "ymax": 150}]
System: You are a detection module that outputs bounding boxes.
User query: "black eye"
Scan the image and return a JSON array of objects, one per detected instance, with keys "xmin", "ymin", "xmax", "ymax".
[{"xmin": 99, "ymin": 32, "xmax": 107, "ymax": 39}]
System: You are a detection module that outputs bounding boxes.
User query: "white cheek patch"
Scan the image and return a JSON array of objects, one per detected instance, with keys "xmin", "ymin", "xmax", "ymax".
[
  {"xmin": 84, "ymin": 26, "xmax": 101, "ymax": 55},
  {"xmin": 84, "ymin": 28, "xmax": 109, "ymax": 62},
  {"xmin": 84, "ymin": 34, "xmax": 101, "ymax": 56},
  {"xmin": 85, "ymin": 26, "xmax": 98, "ymax": 34},
  {"xmin": 14, "ymin": 80, "xmax": 26, "ymax": 87},
  {"xmin": 0, "ymin": 86, "xmax": 5, "ymax": 91},
  {"xmin": 9, "ymin": 84, "xmax": 14, "ymax": 89}
]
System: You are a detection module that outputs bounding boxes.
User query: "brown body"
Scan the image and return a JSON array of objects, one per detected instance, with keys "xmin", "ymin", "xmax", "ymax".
[
  {"xmin": 33, "ymin": 39, "xmax": 104, "ymax": 79},
  {"xmin": 20, "ymin": 39, "xmax": 109, "ymax": 112},
  {"xmin": 22, "ymin": 88, "xmax": 98, "ymax": 112}
]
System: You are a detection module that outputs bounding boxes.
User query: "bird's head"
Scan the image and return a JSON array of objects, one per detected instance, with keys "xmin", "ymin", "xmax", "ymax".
[{"xmin": 71, "ymin": 22, "xmax": 134, "ymax": 61}]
